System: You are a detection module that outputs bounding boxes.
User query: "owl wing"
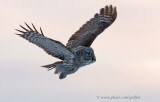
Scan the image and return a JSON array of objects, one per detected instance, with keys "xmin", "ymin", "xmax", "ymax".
[
  {"xmin": 66, "ymin": 5, "xmax": 117, "ymax": 50},
  {"xmin": 16, "ymin": 23, "xmax": 73, "ymax": 60}
]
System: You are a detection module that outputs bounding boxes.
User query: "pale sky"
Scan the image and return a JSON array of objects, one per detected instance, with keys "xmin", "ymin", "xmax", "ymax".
[{"xmin": 0, "ymin": 0, "xmax": 160, "ymax": 102}]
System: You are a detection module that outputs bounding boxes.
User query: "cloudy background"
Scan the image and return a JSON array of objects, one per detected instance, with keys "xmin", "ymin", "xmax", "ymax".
[{"xmin": 0, "ymin": 0, "xmax": 160, "ymax": 102}]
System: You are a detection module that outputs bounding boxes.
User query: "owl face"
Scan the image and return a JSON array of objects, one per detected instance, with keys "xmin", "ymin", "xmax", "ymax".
[
  {"xmin": 81, "ymin": 47, "xmax": 96, "ymax": 66},
  {"xmin": 82, "ymin": 47, "xmax": 95, "ymax": 61},
  {"xmin": 72, "ymin": 46, "xmax": 96, "ymax": 66}
]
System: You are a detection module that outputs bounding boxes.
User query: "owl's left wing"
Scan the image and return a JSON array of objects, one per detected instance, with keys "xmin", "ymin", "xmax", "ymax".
[
  {"xmin": 66, "ymin": 5, "xmax": 117, "ymax": 50},
  {"xmin": 15, "ymin": 23, "xmax": 73, "ymax": 60}
]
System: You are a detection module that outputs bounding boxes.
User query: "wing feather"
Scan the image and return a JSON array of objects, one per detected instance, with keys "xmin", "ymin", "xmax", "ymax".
[
  {"xmin": 66, "ymin": 5, "xmax": 117, "ymax": 50},
  {"xmin": 16, "ymin": 23, "xmax": 73, "ymax": 60}
]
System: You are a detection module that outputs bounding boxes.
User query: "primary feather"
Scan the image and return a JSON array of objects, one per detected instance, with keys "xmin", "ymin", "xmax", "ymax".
[
  {"xmin": 16, "ymin": 23, "xmax": 73, "ymax": 60},
  {"xmin": 66, "ymin": 5, "xmax": 117, "ymax": 50},
  {"xmin": 16, "ymin": 5, "xmax": 117, "ymax": 79}
]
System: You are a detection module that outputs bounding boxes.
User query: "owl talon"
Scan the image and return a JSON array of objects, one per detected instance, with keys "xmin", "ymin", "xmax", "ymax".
[
  {"xmin": 59, "ymin": 73, "xmax": 67, "ymax": 79},
  {"xmin": 16, "ymin": 5, "xmax": 117, "ymax": 79}
]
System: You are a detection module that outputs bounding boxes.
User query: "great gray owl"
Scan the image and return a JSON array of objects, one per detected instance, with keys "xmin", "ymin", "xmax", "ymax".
[{"xmin": 15, "ymin": 5, "xmax": 117, "ymax": 79}]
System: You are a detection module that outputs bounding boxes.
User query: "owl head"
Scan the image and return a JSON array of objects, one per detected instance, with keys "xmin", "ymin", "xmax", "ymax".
[{"xmin": 73, "ymin": 46, "xmax": 96, "ymax": 66}]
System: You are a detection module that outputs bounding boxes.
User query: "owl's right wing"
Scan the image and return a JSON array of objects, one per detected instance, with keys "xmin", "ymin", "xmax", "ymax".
[
  {"xmin": 15, "ymin": 23, "xmax": 73, "ymax": 60},
  {"xmin": 66, "ymin": 5, "xmax": 117, "ymax": 50}
]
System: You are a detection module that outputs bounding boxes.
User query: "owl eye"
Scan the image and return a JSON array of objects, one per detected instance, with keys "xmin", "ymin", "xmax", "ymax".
[{"xmin": 86, "ymin": 52, "xmax": 90, "ymax": 56}]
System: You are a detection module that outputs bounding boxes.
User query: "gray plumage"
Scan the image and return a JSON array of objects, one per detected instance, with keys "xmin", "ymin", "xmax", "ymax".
[{"xmin": 16, "ymin": 5, "xmax": 117, "ymax": 79}]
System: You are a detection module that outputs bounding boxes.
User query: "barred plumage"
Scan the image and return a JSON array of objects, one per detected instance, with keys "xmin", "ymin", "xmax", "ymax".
[
  {"xmin": 16, "ymin": 5, "xmax": 117, "ymax": 79},
  {"xmin": 66, "ymin": 5, "xmax": 117, "ymax": 50},
  {"xmin": 16, "ymin": 23, "xmax": 73, "ymax": 60}
]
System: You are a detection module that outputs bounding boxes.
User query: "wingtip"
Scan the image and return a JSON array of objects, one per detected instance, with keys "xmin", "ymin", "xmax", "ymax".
[
  {"xmin": 15, "ymin": 33, "xmax": 21, "ymax": 35},
  {"xmin": 15, "ymin": 29, "xmax": 25, "ymax": 33},
  {"xmin": 108, "ymin": 5, "xmax": 113, "ymax": 15},
  {"xmin": 40, "ymin": 27, "xmax": 44, "ymax": 35},
  {"xmin": 15, "ymin": 33, "xmax": 23, "ymax": 37},
  {"xmin": 19, "ymin": 24, "xmax": 29, "ymax": 31},
  {"xmin": 100, "ymin": 8, "xmax": 104, "ymax": 14},
  {"xmin": 94, "ymin": 13, "xmax": 99, "ymax": 17},
  {"xmin": 31, "ymin": 23, "xmax": 38, "ymax": 32},
  {"xmin": 112, "ymin": 6, "xmax": 117, "ymax": 19},
  {"xmin": 104, "ymin": 5, "xmax": 108, "ymax": 14},
  {"xmin": 103, "ymin": 5, "xmax": 117, "ymax": 16},
  {"xmin": 41, "ymin": 65, "xmax": 45, "ymax": 67},
  {"xmin": 104, "ymin": 5, "xmax": 117, "ymax": 19},
  {"xmin": 25, "ymin": 22, "xmax": 33, "ymax": 31}
]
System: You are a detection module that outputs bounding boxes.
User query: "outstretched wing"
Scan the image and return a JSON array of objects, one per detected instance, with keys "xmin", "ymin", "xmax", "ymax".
[
  {"xmin": 16, "ymin": 23, "xmax": 73, "ymax": 60},
  {"xmin": 66, "ymin": 5, "xmax": 117, "ymax": 50}
]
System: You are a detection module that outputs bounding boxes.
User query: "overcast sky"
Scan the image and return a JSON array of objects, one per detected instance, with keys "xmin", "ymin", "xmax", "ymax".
[{"xmin": 0, "ymin": 0, "xmax": 160, "ymax": 102}]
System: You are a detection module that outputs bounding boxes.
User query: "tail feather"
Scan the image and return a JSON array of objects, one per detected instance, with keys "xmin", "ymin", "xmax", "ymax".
[
  {"xmin": 42, "ymin": 63, "xmax": 56, "ymax": 71},
  {"xmin": 42, "ymin": 61, "xmax": 64, "ymax": 74},
  {"xmin": 42, "ymin": 63, "xmax": 56, "ymax": 68}
]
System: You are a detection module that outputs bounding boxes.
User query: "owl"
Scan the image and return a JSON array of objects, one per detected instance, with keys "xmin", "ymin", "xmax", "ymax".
[{"xmin": 16, "ymin": 5, "xmax": 117, "ymax": 79}]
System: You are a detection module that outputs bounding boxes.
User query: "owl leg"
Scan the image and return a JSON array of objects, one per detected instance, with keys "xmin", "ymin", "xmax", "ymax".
[{"xmin": 59, "ymin": 72, "xmax": 67, "ymax": 79}]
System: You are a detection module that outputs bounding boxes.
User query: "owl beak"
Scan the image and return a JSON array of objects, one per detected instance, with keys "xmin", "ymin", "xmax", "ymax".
[{"xmin": 92, "ymin": 57, "xmax": 96, "ymax": 61}]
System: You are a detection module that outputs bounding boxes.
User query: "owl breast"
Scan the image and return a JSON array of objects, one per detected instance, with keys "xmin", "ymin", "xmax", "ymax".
[{"xmin": 64, "ymin": 46, "xmax": 96, "ymax": 75}]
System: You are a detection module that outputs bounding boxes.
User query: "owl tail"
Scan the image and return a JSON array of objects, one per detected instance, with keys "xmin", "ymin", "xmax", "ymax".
[{"xmin": 42, "ymin": 61, "xmax": 65, "ymax": 74}]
